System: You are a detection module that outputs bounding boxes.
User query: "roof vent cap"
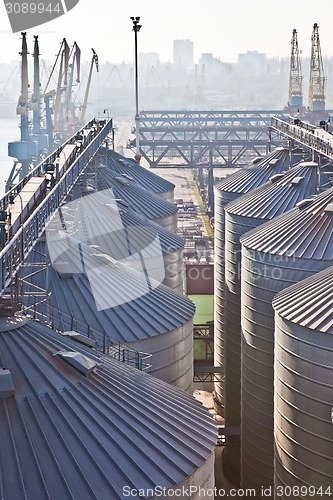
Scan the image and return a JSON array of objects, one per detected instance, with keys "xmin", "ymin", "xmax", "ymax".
[
  {"xmin": 61, "ymin": 331, "xmax": 97, "ymax": 348},
  {"xmin": 290, "ymin": 176, "xmax": 304, "ymax": 186},
  {"xmin": 0, "ymin": 368, "xmax": 14, "ymax": 398},
  {"xmin": 267, "ymin": 158, "xmax": 279, "ymax": 167},
  {"xmin": 55, "ymin": 350, "xmax": 100, "ymax": 375},
  {"xmin": 296, "ymin": 198, "xmax": 315, "ymax": 209},
  {"xmin": 269, "ymin": 173, "xmax": 285, "ymax": 183},
  {"xmin": 324, "ymin": 202, "xmax": 333, "ymax": 213}
]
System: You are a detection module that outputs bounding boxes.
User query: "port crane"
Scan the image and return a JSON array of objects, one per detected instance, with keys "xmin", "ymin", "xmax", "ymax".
[
  {"xmin": 79, "ymin": 48, "xmax": 99, "ymax": 125},
  {"xmin": 64, "ymin": 41, "xmax": 81, "ymax": 134},
  {"xmin": 308, "ymin": 23, "xmax": 326, "ymax": 113},
  {"xmin": 52, "ymin": 38, "xmax": 70, "ymax": 135},
  {"xmin": 6, "ymin": 32, "xmax": 35, "ymax": 192},
  {"xmin": 285, "ymin": 29, "xmax": 304, "ymax": 114}
]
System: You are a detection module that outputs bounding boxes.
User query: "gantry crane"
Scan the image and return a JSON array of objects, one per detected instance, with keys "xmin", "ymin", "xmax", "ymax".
[
  {"xmin": 6, "ymin": 32, "xmax": 35, "ymax": 191},
  {"xmin": 286, "ymin": 29, "xmax": 304, "ymax": 113},
  {"xmin": 52, "ymin": 38, "xmax": 70, "ymax": 134},
  {"xmin": 31, "ymin": 35, "xmax": 49, "ymax": 157},
  {"xmin": 308, "ymin": 23, "xmax": 326, "ymax": 112},
  {"xmin": 64, "ymin": 41, "xmax": 81, "ymax": 134},
  {"xmin": 79, "ymin": 48, "xmax": 98, "ymax": 125}
]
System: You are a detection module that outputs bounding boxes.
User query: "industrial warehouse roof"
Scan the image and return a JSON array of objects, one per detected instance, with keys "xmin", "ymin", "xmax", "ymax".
[
  {"xmin": 0, "ymin": 318, "xmax": 216, "ymax": 499},
  {"xmin": 272, "ymin": 265, "xmax": 333, "ymax": 334},
  {"xmin": 225, "ymin": 161, "xmax": 319, "ymax": 219},
  {"xmin": 22, "ymin": 241, "xmax": 195, "ymax": 344},
  {"xmin": 214, "ymin": 147, "xmax": 295, "ymax": 193},
  {"xmin": 240, "ymin": 186, "xmax": 333, "ymax": 260},
  {"xmin": 105, "ymin": 149, "xmax": 175, "ymax": 194},
  {"xmin": 51, "ymin": 189, "xmax": 184, "ymax": 257},
  {"xmin": 95, "ymin": 168, "xmax": 177, "ymax": 220}
]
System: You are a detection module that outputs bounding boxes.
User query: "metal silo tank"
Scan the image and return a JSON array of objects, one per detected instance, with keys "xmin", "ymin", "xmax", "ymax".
[
  {"xmin": 105, "ymin": 148, "xmax": 175, "ymax": 202},
  {"xmin": 66, "ymin": 190, "xmax": 184, "ymax": 293},
  {"xmin": 213, "ymin": 146, "xmax": 304, "ymax": 416},
  {"xmin": 272, "ymin": 266, "xmax": 333, "ymax": 499},
  {"xmin": 222, "ymin": 161, "xmax": 319, "ymax": 484},
  {"xmin": 95, "ymin": 168, "xmax": 178, "ymax": 232},
  {"xmin": 0, "ymin": 316, "xmax": 216, "ymax": 499},
  {"xmin": 240, "ymin": 186, "xmax": 333, "ymax": 494},
  {"xmin": 21, "ymin": 240, "xmax": 195, "ymax": 393}
]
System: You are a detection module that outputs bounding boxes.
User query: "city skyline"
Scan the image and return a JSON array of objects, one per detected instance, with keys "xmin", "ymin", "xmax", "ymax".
[{"xmin": 0, "ymin": 0, "xmax": 333, "ymax": 65}]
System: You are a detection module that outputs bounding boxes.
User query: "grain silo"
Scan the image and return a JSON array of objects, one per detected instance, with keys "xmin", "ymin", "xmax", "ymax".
[
  {"xmin": 240, "ymin": 186, "xmax": 333, "ymax": 494},
  {"xmin": 22, "ymin": 240, "xmax": 195, "ymax": 392},
  {"xmin": 213, "ymin": 146, "xmax": 307, "ymax": 416},
  {"xmin": 102, "ymin": 148, "xmax": 175, "ymax": 202},
  {"xmin": 272, "ymin": 266, "xmax": 333, "ymax": 499},
  {"xmin": 222, "ymin": 161, "xmax": 319, "ymax": 484},
  {"xmin": 0, "ymin": 315, "xmax": 217, "ymax": 499},
  {"xmin": 94, "ymin": 167, "xmax": 178, "ymax": 232},
  {"xmin": 51, "ymin": 190, "xmax": 184, "ymax": 293}
]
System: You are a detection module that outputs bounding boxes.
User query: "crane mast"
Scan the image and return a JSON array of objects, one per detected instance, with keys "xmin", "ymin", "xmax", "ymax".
[
  {"xmin": 65, "ymin": 42, "xmax": 81, "ymax": 120},
  {"xmin": 80, "ymin": 48, "xmax": 98, "ymax": 124},
  {"xmin": 288, "ymin": 29, "xmax": 303, "ymax": 108},
  {"xmin": 308, "ymin": 23, "xmax": 326, "ymax": 111}
]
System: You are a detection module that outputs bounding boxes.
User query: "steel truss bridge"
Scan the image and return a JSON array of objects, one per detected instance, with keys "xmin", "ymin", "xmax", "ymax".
[{"xmin": 131, "ymin": 110, "xmax": 291, "ymax": 167}]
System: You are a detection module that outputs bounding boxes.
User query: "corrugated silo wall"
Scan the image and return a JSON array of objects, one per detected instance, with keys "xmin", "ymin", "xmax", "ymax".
[
  {"xmin": 154, "ymin": 213, "xmax": 178, "ymax": 233},
  {"xmin": 222, "ymin": 212, "xmax": 263, "ymax": 483},
  {"xmin": 163, "ymin": 248, "xmax": 184, "ymax": 294},
  {"xmin": 156, "ymin": 188, "xmax": 175, "ymax": 204},
  {"xmin": 213, "ymin": 188, "xmax": 238, "ymax": 415},
  {"xmin": 123, "ymin": 319, "xmax": 194, "ymax": 394},
  {"xmin": 240, "ymin": 250, "xmax": 330, "ymax": 495},
  {"xmin": 274, "ymin": 315, "xmax": 333, "ymax": 499}
]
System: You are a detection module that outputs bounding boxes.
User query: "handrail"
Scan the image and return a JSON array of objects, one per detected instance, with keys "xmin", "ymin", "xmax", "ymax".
[
  {"xmin": 24, "ymin": 301, "xmax": 152, "ymax": 372},
  {"xmin": 270, "ymin": 116, "xmax": 333, "ymax": 160},
  {"xmin": 0, "ymin": 118, "xmax": 113, "ymax": 294}
]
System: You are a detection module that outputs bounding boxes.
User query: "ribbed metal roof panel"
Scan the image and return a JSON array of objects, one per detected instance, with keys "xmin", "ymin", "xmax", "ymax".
[
  {"xmin": 225, "ymin": 162, "xmax": 319, "ymax": 219},
  {"xmin": 241, "ymin": 186, "xmax": 333, "ymax": 259},
  {"xmin": 0, "ymin": 319, "xmax": 216, "ymax": 499},
  {"xmin": 98, "ymin": 190, "xmax": 182, "ymax": 252},
  {"xmin": 105, "ymin": 149, "xmax": 175, "ymax": 194},
  {"xmin": 58, "ymin": 190, "xmax": 183, "ymax": 255},
  {"xmin": 214, "ymin": 147, "xmax": 295, "ymax": 194},
  {"xmin": 272, "ymin": 265, "xmax": 333, "ymax": 333},
  {"xmin": 23, "ymin": 242, "xmax": 195, "ymax": 344},
  {"xmin": 96, "ymin": 168, "xmax": 177, "ymax": 220}
]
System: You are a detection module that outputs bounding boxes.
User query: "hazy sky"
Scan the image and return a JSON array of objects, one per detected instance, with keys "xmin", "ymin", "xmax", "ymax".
[{"xmin": 0, "ymin": 0, "xmax": 332, "ymax": 65}]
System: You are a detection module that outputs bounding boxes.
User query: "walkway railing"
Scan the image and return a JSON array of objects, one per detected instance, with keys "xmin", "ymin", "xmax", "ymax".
[
  {"xmin": 0, "ymin": 118, "xmax": 113, "ymax": 294},
  {"xmin": 271, "ymin": 116, "xmax": 333, "ymax": 160},
  {"xmin": 24, "ymin": 301, "xmax": 152, "ymax": 373}
]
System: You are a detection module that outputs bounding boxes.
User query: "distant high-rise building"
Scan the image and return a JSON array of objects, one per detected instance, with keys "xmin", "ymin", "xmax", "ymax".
[
  {"xmin": 173, "ymin": 39, "xmax": 194, "ymax": 67},
  {"xmin": 238, "ymin": 50, "xmax": 267, "ymax": 74}
]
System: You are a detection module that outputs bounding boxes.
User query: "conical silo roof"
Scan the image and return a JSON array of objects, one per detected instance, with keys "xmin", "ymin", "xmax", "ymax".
[
  {"xmin": 272, "ymin": 266, "xmax": 333, "ymax": 494},
  {"xmin": 50, "ymin": 190, "xmax": 184, "ymax": 292},
  {"xmin": 221, "ymin": 161, "xmax": 319, "ymax": 483},
  {"xmin": 21, "ymin": 241, "xmax": 195, "ymax": 390},
  {"xmin": 225, "ymin": 161, "xmax": 319, "ymax": 220},
  {"xmin": 239, "ymin": 186, "xmax": 333, "ymax": 492},
  {"xmin": 213, "ymin": 146, "xmax": 303, "ymax": 417},
  {"xmin": 272, "ymin": 264, "xmax": 333, "ymax": 333},
  {"xmin": 241, "ymin": 185, "xmax": 333, "ymax": 259},
  {"xmin": 104, "ymin": 149, "xmax": 175, "ymax": 201},
  {"xmin": 214, "ymin": 147, "xmax": 303, "ymax": 196},
  {"xmin": 0, "ymin": 317, "xmax": 216, "ymax": 499},
  {"xmin": 95, "ymin": 167, "xmax": 178, "ymax": 232}
]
